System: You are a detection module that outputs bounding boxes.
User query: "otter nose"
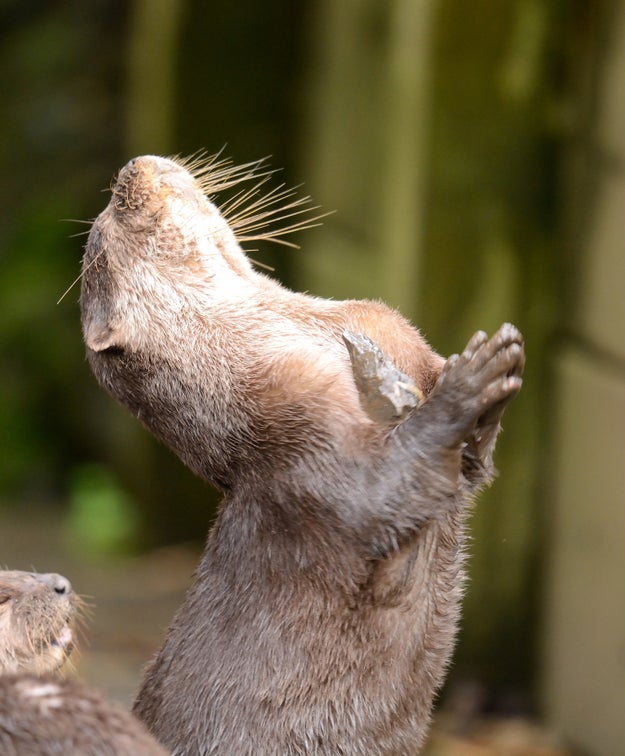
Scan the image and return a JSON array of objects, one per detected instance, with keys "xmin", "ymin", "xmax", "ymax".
[{"xmin": 35, "ymin": 573, "xmax": 73, "ymax": 596}]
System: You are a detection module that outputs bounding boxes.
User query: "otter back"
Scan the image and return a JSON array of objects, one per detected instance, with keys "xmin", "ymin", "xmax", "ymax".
[{"xmin": 0, "ymin": 674, "xmax": 167, "ymax": 756}]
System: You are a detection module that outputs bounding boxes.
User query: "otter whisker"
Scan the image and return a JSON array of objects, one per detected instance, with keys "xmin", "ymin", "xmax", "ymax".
[
  {"xmin": 230, "ymin": 199, "xmax": 331, "ymax": 248},
  {"xmin": 173, "ymin": 146, "xmax": 217, "ymax": 172},
  {"xmin": 228, "ymin": 192, "xmax": 315, "ymax": 228},
  {"xmin": 172, "ymin": 151, "xmax": 331, "ymax": 249},
  {"xmin": 60, "ymin": 219, "xmax": 95, "ymax": 239},
  {"xmin": 175, "ymin": 152, "xmax": 276, "ymax": 197},
  {"xmin": 246, "ymin": 257, "xmax": 275, "ymax": 272},
  {"xmin": 57, "ymin": 245, "xmax": 103, "ymax": 305},
  {"xmin": 235, "ymin": 222, "xmax": 325, "ymax": 248},
  {"xmin": 216, "ymin": 175, "xmax": 275, "ymax": 218},
  {"xmin": 173, "ymin": 145, "xmax": 229, "ymax": 176},
  {"xmin": 221, "ymin": 181, "xmax": 329, "ymax": 248},
  {"xmin": 57, "ymin": 272, "xmax": 86, "ymax": 305},
  {"xmin": 205, "ymin": 163, "xmax": 276, "ymax": 197}
]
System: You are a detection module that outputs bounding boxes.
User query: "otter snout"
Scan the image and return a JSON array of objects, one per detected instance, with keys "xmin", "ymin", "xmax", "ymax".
[{"xmin": 34, "ymin": 573, "xmax": 72, "ymax": 597}]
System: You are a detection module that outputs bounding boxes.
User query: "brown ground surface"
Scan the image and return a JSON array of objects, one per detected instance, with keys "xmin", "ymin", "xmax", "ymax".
[{"xmin": 1, "ymin": 504, "xmax": 574, "ymax": 754}]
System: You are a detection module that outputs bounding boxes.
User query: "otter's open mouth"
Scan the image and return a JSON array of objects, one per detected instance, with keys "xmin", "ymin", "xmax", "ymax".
[{"xmin": 49, "ymin": 622, "xmax": 74, "ymax": 656}]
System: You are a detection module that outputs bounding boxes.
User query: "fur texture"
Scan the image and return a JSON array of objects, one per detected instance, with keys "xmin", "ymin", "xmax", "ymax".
[{"xmin": 0, "ymin": 674, "xmax": 167, "ymax": 755}]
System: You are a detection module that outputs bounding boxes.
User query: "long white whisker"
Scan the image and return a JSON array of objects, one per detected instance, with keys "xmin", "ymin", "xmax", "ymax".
[
  {"xmin": 57, "ymin": 248, "xmax": 102, "ymax": 305},
  {"xmin": 172, "ymin": 152, "xmax": 331, "ymax": 250}
]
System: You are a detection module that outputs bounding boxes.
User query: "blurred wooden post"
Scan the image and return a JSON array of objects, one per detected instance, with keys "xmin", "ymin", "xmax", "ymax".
[
  {"xmin": 298, "ymin": 0, "xmax": 553, "ymax": 695},
  {"xmin": 297, "ymin": 0, "xmax": 436, "ymax": 315},
  {"xmin": 543, "ymin": 2, "xmax": 625, "ymax": 752},
  {"xmin": 126, "ymin": 0, "xmax": 185, "ymax": 156},
  {"xmin": 378, "ymin": 0, "xmax": 437, "ymax": 314}
]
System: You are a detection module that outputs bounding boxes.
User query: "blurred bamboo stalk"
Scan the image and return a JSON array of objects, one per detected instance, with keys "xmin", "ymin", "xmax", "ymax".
[
  {"xmin": 125, "ymin": 0, "xmax": 186, "ymax": 156},
  {"xmin": 378, "ymin": 0, "xmax": 438, "ymax": 316},
  {"xmin": 298, "ymin": 0, "xmax": 561, "ymax": 703},
  {"xmin": 297, "ymin": 0, "xmax": 437, "ymax": 314}
]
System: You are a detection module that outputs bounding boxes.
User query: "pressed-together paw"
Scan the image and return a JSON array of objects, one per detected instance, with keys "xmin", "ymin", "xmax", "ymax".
[{"xmin": 429, "ymin": 323, "xmax": 524, "ymax": 448}]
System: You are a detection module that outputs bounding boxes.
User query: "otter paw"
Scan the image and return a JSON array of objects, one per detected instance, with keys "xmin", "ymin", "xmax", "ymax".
[
  {"xmin": 430, "ymin": 323, "xmax": 524, "ymax": 447},
  {"xmin": 343, "ymin": 331, "xmax": 424, "ymax": 424}
]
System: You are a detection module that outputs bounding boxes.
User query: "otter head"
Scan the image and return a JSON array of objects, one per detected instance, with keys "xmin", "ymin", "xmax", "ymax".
[
  {"xmin": 79, "ymin": 155, "xmax": 326, "ymax": 489},
  {"xmin": 80, "ymin": 155, "xmax": 259, "ymax": 355},
  {"xmin": 0, "ymin": 571, "xmax": 76, "ymax": 675}
]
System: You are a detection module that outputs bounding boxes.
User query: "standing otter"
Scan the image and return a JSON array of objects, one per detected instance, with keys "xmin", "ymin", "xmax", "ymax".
[
  {"xmin": 80, "ymin": 154, "xmax": 524, "ymax": 754},
  {"xmin": 0, "ymin": 570, "xmax": 75, "ymax": 676}
]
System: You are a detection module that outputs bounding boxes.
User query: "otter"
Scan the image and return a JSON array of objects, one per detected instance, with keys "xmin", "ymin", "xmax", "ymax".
[
  {"xmin": 79, "ymin": 154, "xmax": 524, "ymax": 754},
  {"xmin": 0, "ymin": 674, "xmax": 168, "ymax": 755},
  {"xmin": 0, "ymin": 569, "xmax": 168, "ymax": 754},
  {"xmin": 0, "ymin": 570, "xmax": 75, "ymax": 676}
]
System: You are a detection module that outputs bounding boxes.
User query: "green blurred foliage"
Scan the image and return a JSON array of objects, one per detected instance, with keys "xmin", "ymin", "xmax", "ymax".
[
  {"xmin": 66, "ymin": 463, "xmax": 139, "ymax": 556},
  {"xmin": 0, "ymin": 0, "xmax": 306, "ymax": 544},
  {"xmin": 0, "ymin": 1, "xmax": 125, "ymax": 502}
]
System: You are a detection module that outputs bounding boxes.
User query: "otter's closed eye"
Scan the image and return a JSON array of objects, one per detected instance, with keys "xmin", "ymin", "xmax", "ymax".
[{"xmin": 99, "ymin": 344, "xmax": 125, "ymax": 356}]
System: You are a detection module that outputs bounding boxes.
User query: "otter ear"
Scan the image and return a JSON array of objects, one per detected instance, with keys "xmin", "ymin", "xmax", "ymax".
[{"xmin": 83, "ymin": 320, "xmax": 123, "ymax": 352}]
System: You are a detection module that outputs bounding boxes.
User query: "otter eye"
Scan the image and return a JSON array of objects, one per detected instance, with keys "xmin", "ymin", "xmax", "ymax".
[{"xmin": 0, "ymin": 594, "xmax": 11, "ymax": 605}]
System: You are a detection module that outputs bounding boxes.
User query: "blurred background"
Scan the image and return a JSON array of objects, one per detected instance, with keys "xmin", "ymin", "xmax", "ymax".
[{"xmin": 0, "ymin": 1, "xmax": 623, "ymax": 753}]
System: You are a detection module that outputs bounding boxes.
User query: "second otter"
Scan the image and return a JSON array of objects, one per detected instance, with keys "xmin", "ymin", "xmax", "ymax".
[
  {"xmin": 80, "ymin": 155, "xmax": 524, "ymax": 754},
  {"xmin": 0, "ymin": 569, "xmax": 167, "ymax": 755},
  {"xmin": 0, "ymin": 570, "xmax": 75, "ymax": 676}
]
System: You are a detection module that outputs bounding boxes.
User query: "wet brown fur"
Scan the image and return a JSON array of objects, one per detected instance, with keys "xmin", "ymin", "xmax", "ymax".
[
  {"xmin": 79, "ymin": 155, "xmax": 524, "ymax": 754},
  {"xmin": 0, "ymin": 674, "xmax": 167, "ymax": 755}
]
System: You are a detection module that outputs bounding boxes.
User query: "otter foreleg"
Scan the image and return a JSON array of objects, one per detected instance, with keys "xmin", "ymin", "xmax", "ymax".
[{"xmin": 344, "ymin": 323, "xmax": 524, "ymax": 552}]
